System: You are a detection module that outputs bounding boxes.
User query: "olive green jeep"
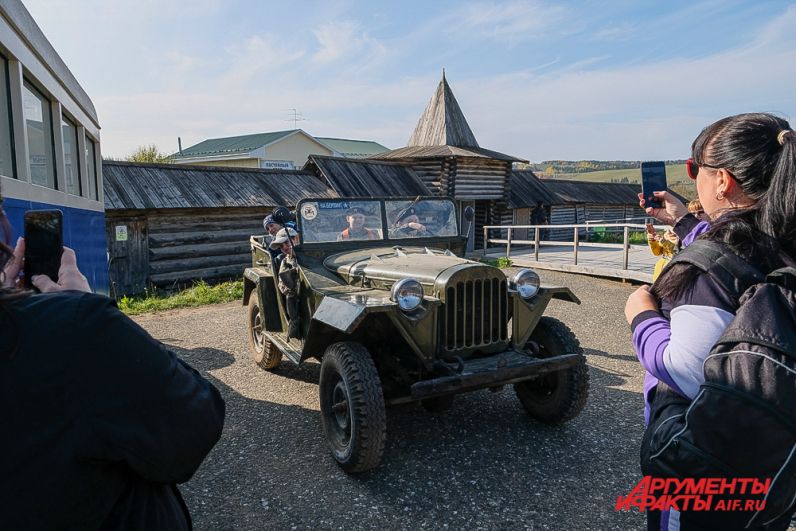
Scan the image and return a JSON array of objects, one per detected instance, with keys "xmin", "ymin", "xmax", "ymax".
[{"xmin": 243, "ymin": 197, "xmax": 588, "ymax": 473}]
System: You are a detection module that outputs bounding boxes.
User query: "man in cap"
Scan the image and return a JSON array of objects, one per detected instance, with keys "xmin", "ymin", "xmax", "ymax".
[
  {"xmin": 270, "ymin": 227, "xmax": 302, "ymax": 339},
  {"xmin": 390, "ymin": 206, "xmax": 429, "ymax": 237},
  {"xmin": 338, "ymin": 206, "xmax": 378, "ymax": 241}
]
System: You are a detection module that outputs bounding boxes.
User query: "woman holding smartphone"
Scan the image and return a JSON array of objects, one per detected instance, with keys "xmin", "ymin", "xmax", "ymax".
[
  {"xmin": 0, "ymin": 197, "xmax": 225, "ymax": 530},
  {"xmin": 626, "ymin": 113, "xmax": 796, "ymax": 530}
]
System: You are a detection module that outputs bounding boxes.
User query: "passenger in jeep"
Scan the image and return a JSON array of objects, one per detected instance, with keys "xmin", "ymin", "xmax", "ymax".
[
  {"xmin": 271, "ymin": 227, "xmax": 302, "ymax": 339},
  {"xmin": 337, "ymin": 206, "xmax": 378, "ymax": 241}
]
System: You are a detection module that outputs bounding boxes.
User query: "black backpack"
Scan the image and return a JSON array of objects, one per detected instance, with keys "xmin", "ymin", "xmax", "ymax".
[{"xmin": 640, "ymin": 240, "xmax": 796, "ymax": 528}]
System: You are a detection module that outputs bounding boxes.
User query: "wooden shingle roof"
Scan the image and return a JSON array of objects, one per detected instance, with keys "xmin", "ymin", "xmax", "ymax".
[
  {"xmin": 408, "ymin": 72, "xmax": 479, "ymax": 148},
  {"xmin": 374, "ymin": 73, "xmax": 525, "ymax": 163},
  {"xmin": 542, "ymin": 179, "xmax": 647, "ymax": 205},
  {"xmin": 103, "ymin": 161, "xmax": 336, "ymax": 211},
  {"xmin": 508, "ymin": 170, "xmax": 558, "ymax": 208},
  {"xmin": 304, "ymin": 155, "xmax": 431, "ymax": 198}
]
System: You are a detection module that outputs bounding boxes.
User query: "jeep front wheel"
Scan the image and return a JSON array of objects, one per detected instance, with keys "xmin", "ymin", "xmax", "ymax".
[
  {"xmin": 319, "ymin": 342, "xmax": 386, "ymax": 473},
  {"xmin": 514, "ymin": 317, "xmax": 589, "ymax": 425},
  {"xmin": 248, "ymin": 293, "xmax": 282, "ymax": 370}
]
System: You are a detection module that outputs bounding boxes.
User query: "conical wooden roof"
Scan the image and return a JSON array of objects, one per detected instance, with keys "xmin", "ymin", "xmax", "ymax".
[{"xmin": 408, "ymin": 72, "xmax": 479, "ymax": 148}]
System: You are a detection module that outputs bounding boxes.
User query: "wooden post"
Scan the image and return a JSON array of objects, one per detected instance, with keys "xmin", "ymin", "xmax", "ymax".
[
  {"xmin": 506, "ymin": 227, "xmax": 513, "ymax": 258},
  {"xmin": 483, "ymin": 226, "xmax": 488, "ymax": 255},
  {"xmin": 573, "ymin": 227, "xmax": 579, "ymax": 265},
  {"xmin": 623, "ymin": 225, "xmax": 629, "ymax": 270},
  {"xmin": 534, "ymin": 227, "xmax": 540, "ymax": 261}
]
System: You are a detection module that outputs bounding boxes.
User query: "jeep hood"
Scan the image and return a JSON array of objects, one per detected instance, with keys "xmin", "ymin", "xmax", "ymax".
[{"xmin": 323, "ymin": 247, "xmax": 489, "ymax": 292}]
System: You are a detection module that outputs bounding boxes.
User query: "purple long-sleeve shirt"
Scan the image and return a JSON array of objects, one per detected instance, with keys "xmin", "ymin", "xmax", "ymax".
[{"xmin": 631, "ymin": 215, "xmax": 731, "ymax": 423}]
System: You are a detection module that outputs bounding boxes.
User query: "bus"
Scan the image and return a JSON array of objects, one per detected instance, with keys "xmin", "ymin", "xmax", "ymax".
[{"xmin": 1, "ymin": 0, "xmax": 108, "ymax": 293}]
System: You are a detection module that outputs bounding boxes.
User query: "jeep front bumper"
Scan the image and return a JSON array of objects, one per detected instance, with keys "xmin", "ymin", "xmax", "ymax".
[{"xmin": 409, "ymin": 350, "xmax": 582, "ymax": 401}]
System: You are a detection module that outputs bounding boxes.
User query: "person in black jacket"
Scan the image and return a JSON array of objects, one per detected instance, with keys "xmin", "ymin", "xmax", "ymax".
[
  {"xmin": 625, "ymin": 113, "xmax": 796, "ymax": 530},
  {"xmin": 0, "ymin": 208, "xmax": 225, "ymax": 530}
]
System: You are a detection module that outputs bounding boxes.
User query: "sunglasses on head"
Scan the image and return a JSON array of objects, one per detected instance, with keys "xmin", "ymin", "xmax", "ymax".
[{"xmin": 686, "ymin": 157, "xmax": 723, "ymax": 180}]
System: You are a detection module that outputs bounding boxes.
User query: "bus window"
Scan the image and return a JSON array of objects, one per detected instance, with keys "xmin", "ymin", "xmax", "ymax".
[
  {"xmin": 86, "ymin": 136, "xmax": 97, "ymax": 200},
  {"xmin": 23, "ymin": 80, "xmax": 56, "ymax": 189},
  {"xmin": 0, "ymin": 54, "xmax": 14, "ymax": 179},
  {"xmin": 62, "ymin": 117, "xmax": 81, "ymax": 195}
]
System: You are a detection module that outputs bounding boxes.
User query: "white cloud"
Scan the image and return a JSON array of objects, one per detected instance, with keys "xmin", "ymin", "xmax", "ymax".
[{"xmin": 448, "ymin": 1, "xmax": 571, "ymax": 43}]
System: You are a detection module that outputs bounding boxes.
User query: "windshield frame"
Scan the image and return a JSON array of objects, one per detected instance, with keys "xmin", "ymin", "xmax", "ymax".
[{"xmin": 294, "ymin": 196, "xmax": 461, "ymax": 248}]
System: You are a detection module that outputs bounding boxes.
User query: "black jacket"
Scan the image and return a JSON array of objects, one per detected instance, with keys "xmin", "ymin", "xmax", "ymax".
[{"xmin": 0, "ymin": 292, "xmax": 225, "ymax": 530}]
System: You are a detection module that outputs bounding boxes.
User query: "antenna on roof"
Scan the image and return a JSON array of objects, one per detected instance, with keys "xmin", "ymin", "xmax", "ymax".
[{"xmin": 285, "ymin": 108, "xmax": 307, "ymax": 129}]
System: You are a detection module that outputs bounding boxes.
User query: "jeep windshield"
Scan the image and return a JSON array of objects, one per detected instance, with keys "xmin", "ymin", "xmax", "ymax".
[{"xmin": 298, "ymin": 198, "xmax": 459, "ymax": 244}]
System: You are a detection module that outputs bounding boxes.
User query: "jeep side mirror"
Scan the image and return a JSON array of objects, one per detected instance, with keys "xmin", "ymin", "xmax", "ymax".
[
  {"xmin": 272, "ymin": 206, "xmax": 296, "ymax": 225},
  {"xmin": 464, "ymin": 206, "xmax": 475, "ymax": 222}
]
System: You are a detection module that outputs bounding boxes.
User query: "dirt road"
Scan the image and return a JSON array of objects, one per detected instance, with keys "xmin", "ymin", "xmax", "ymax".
[{"xmin": 134, "ymin": 270, "xmax": 646, "ymax": 530}]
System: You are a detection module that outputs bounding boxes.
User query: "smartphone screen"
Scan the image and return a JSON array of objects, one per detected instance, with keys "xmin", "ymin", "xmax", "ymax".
[
  {"xmin": 24, "ymin": 209, "xmax": 63, "ymax": 287},
  {"xmin": 641, "ymin": 161, "xmax": 667, "ymax": 209}
]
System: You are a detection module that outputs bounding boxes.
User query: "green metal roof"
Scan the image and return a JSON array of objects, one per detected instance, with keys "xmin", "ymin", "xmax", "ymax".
[
  {"xmin": 172, "ymin": 130, "xmax": 298, "ymax": 159},
  {"xmin": 315, "ymin": 137, "xmax": 389, "ymax": 159}
]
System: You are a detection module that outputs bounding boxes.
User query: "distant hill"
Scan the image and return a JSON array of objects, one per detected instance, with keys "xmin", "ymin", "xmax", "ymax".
[{"xmin": 518, "ymin": 160, "xmax": 697, "ymax": 201}]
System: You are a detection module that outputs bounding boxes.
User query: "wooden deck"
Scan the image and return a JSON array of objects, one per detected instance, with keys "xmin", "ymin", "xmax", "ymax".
[{"xmin": 482, "ymin": 243, "xmax": 657, "ymax": 283}]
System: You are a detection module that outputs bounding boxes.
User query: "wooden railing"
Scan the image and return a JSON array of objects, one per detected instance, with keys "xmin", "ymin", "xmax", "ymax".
[{"xmin": 482, "ymin": 222, "xmax": 668, "ymax": 270}]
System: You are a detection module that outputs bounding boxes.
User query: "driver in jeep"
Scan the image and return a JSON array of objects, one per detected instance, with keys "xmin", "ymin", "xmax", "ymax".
[{"xmin": 390, "ymin": 206, "xmax": 429, "ymax": 237}]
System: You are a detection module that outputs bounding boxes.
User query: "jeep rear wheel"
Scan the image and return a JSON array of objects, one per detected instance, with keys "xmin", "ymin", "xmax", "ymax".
[
  {"xmin": 514, "ymin": 317, "xmax": 588, "ymax": 425},
  {"xmin": 319, "ymin": 342, "xmax": 386, "ymax": 473},
  {"xmin": 248, "ymin": 293, "xmax": 282, "ymax": 370}
]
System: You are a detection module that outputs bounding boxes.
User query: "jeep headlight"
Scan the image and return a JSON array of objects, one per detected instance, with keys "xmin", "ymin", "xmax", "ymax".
[
  {"xmin": 512, "ymin": 269, "xmax": 540, "ymax": 299},
  {"xmin": 391, "ymin": 278, "xmax": 423, "ymax": 311}
]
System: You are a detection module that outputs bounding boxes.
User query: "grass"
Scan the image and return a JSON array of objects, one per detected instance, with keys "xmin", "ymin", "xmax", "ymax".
[
  {"xmin": 549, "ymin": 164, "xmax": 697, "ymax": 201},
  {"xmin": 481, "ymin": 257, "xmax": 514, "ymax": 268},
  {"xmin": 549, "ymin": 164, "xmax": 689, "ymax": 184},
  {"xmin": 118, "ymin": 280, "xmax": 244, "ymax": 315},
  {"xmin": 587, "ymin": 228, "xmax": 648, "ymax": 245}
]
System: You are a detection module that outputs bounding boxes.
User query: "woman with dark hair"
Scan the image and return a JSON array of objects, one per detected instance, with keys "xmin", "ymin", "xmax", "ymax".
[
  {"xmin": 0, "ymin": 197, "xmax": 225, "ymax": 529},
  {"xmin": 625, "ymin": 113, "xmax": 796, "ymax": 529}
]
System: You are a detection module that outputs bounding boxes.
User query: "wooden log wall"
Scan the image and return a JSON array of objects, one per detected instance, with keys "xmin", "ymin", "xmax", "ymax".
[
  {"xmin": 107, "ymin": 208, "xmax": 269, "ymax": 296},
  {"xmin": 451, "ymin": 158, "xmax": 510, "ymax": 200},
  {"xmin": 146, "ymin": 209, "xmax": 264, "ymax": 288},
  {"xmin": 409, "ymin": 158, "xmax": 445, "ymax": 195}
]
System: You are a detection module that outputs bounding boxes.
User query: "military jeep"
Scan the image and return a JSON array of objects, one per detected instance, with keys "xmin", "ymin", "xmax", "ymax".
[{"xmin": 243, "ymin": 197, "xmax": 588, "ymax": 473}]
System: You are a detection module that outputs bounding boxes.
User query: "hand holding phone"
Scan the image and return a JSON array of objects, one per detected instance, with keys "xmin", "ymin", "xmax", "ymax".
[
  {"xmin": 23, "ymin": 209, "xmax": 63, "ymax": 289},
  {"xmin": 641, "ymin": 162, "xmax": 667, "ymax": 209}
]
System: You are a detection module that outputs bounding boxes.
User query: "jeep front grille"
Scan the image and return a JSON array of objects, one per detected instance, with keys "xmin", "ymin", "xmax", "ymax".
[{"xmin": 442, "ymin": 278, "xmax": 508, "ymax": 351}]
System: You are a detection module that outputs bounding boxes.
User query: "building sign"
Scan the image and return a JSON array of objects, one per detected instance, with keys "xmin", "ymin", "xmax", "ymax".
[
  {"xmin": 115, "ymin": 225, "xmax": 128, "ymax": 242},
  {"xmin": 260, "ymin": 160, "xmax": 294, "ymax": 170}
]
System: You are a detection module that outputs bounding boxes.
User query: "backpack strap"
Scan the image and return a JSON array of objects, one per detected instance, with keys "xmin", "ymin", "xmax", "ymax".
[{"xmin": 656, "ymin": 239, "xmax": 765, "ymax": 301}]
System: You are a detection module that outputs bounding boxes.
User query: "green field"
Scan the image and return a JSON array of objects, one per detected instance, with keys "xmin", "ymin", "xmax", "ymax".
[
  {"xmin": 549, "ymin": 164, "xmax": 697, "ymax": 200},
  {"xmin": 549, "ymin": 164, "xmax": 688, "ymax": 184}
]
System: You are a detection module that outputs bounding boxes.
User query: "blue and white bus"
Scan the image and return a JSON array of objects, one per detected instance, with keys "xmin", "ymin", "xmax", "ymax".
[{"xmin": 1, "ymin": 0, "xmax": 107, "ymax": 293}]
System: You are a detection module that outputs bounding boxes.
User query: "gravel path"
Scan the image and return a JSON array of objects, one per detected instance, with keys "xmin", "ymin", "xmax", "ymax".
[{"xmin": 134, "ymin": 270, "xmax": 647, "ymax": 530}]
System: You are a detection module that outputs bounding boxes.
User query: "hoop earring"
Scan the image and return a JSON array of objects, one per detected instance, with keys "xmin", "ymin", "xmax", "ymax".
[{"xmin": 715, "ymin": 191, "xmax": 725, "ymax": 201}]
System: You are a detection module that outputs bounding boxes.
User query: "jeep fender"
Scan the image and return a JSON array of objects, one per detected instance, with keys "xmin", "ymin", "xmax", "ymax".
[
  {"xmin": 513, "ymin": 286, "xmax": 579, "ymax": 348},
  {"xmin": 301, "ymin": 290, "xmax": 440, "ymax": 362}
]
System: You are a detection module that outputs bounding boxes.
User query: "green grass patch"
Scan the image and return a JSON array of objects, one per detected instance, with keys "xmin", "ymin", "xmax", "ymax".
[
  {"xmin": 550, "ymin": 164, "xmax": 698, "ymax": 201},
  {"xmin": 118, "ymin": 280, "xmax": 244, "ymax": 315},
  {"xmin": 481, "ymin": 257, "xmax": 514, "ymax": 268},
  {"xmin": 587, "ymin": 230, "xmax": 647, "ymax": 245}
]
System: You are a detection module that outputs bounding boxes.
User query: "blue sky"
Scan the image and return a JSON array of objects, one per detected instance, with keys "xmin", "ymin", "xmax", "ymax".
[{"xmin": 23, "ymin": 0, "xmax": 796, "ymax": 161}]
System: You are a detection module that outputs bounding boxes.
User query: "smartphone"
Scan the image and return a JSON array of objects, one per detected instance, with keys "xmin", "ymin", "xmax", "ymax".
[
  {"xmin": 23, "ymin": 209, "xmax": 63, "ymax": 288},
  {"xmin": 641, "ymin": 161, "xmax": 667, "ymax": 209}
]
